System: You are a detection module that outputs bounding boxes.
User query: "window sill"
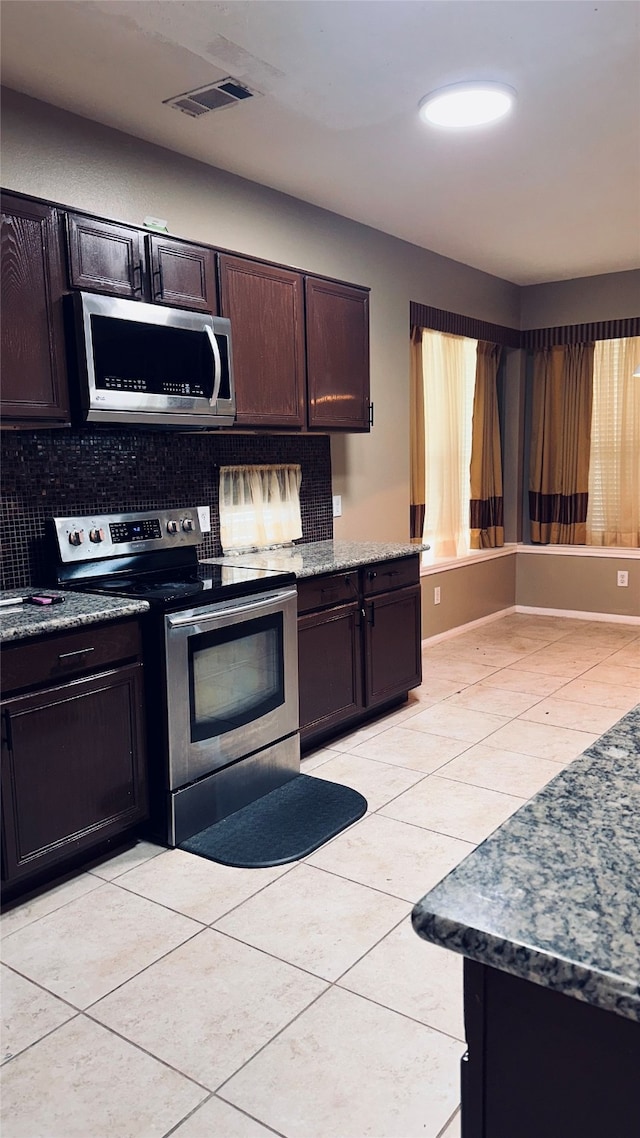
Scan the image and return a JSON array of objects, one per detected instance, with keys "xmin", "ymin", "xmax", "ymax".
[
  {"xmin": 419, "ymin": 542, "xmax": 639, "ymax": 577},
  {"xmin": 420, "ymin": 544, "xmax": 517, "ymax": 576},
  {"xmin": 518, "ymin": 544, "xmax": 640, "ymax": 559}
]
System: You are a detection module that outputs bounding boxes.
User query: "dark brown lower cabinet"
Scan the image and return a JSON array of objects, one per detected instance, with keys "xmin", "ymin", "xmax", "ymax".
[
  {"xmin": 462, "ymin": 959, "xmax": 640, "ymax": 1138},
  {"xmin": 363, "ymin": 585, "xmax": 422, "ymax": 708},
  {"xmin": 298, "ymin": 602, "xmax": 363, "ymax": 744},
  {"xmin": 298, "ymin": 557, "xmax": 422, "ymax": 747},
  {"xmin": 1, "ymin": 622, "xmax": 147, "ymax": 895}
]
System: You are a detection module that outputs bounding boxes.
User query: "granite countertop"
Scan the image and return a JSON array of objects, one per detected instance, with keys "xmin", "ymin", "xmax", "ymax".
[
  {"xmin": 0, "ymin": 589, "xmax": 150, "ymax": 643},
  {"xmin": 411, "ymin": 705, "xmax": 640, "ymax": 1023},
  {"xmin": 202, "ymin": 539, "xmax": 427, "ymax": 578}
]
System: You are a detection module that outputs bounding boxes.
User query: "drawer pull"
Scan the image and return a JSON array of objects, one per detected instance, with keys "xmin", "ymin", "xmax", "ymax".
[{"xmin": 57, "ymin": 648, "xmax": 95, "ymax": 662}]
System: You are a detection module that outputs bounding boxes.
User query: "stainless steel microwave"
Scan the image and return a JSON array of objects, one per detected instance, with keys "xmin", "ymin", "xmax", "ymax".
[{"xmin": 72, "ymin": 291, "xmax": 236, "ymax": 427}]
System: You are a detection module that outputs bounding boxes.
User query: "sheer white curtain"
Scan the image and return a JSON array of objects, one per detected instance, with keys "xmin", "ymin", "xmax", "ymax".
[
  {"xmin": 219, "ymin": 464, "xmax": 302, "ymax": 553},
  {"xmin": 586, "ymin": 337, "xmax": 640, "ymax": 547},
  {"xmin": 421, "ymin": 328, "xmax": 478, "ymax": 557}
]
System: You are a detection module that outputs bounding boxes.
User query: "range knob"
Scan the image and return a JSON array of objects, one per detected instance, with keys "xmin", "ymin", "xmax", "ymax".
[
  {"xmin": 89, "ymin": 528, "xmax": 105, "ymax": 543},
  {"xmin": 68, "ymin": 529, "xmax": 84, "ymax": 547},
  {"xmin": 182, "ymin": 517, "xmax": 195, "ymax": 533},
  {"xmin": 166, "ymin": 520, "xmax": 178, "ymax": 535}
]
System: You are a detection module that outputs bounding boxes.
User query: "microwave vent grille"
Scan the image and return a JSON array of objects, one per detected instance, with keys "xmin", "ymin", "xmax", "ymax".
[{"xmin": 164, "ymin": 78, "xmax": 259, "ymax": 118}]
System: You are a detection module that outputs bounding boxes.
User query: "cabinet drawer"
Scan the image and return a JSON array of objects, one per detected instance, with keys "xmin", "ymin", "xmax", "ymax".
[
  {"xmin": 361, "ymin": 556, "xmax": 420, "ymax": 596},
  {"xmin": 297, "ymin": 571, "xmax": 359, "ymax": 614},
  {"xmin": 1, "ymin": 620, "xmax": 142, "ymax": 695}
]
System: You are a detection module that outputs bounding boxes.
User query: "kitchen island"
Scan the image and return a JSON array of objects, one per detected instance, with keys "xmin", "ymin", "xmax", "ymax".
[{"xmin": 412, "ymin": 705, "xmax": 640, "ymax": 1138}]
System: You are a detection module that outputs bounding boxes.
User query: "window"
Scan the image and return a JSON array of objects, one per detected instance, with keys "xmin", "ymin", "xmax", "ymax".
[
  {"xmin": 219, "ymin": 464, "xmax": 302, "ymax": 553},
  {"xmin": 586, "ymin": 337, "xmax": 640, "ymax": 547},
  {"xmin": 411, "ymin": 325, "xmax": 505, "ymax": 558},
  {"xmin": 527, "ymin": 336, "xmax": 640, "ymax": 548},
  {"xmin": 421, "ymin": 329, "xmax": 478, "ymax": 557}
]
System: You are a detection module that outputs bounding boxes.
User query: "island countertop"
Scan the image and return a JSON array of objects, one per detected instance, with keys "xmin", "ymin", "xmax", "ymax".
[
  {"xmin": 202, "ymin": 539, "xmax": 427, "ymax": 578},
  {"xmin": 411, "ymin": 704, "xmax": 640, "ymax": 1023},
  {"xmin": 0, "ymin": 589, "xmax": 150, "ymax": 643}
]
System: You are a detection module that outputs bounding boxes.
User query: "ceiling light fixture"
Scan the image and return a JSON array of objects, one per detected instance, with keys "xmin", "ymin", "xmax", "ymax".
[{"xmin": 418, "ymin": 82, "xmax": 516, "ymax": 129}]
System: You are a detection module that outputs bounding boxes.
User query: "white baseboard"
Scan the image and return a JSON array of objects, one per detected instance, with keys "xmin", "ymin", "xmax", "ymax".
[
  {"xmin": 515, "ymin": 605, "xmax": 640, "ymax": 626},
  {"xmin": 422, "ymin": 606, "xmax": 516, "ymax": 646},
  {"xmin": 422, "ymin": 602, "xmax": 640, "ymax": 646}
]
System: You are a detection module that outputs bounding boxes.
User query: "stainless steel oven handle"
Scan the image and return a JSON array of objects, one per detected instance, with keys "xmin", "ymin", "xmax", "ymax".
[
  {"xmin": 166, "ymin": 587, "xmax": 297, "ymax": 629},
  {"xmin": 204, "ymin": 326, "xmax": 222, "ymax": 408}
]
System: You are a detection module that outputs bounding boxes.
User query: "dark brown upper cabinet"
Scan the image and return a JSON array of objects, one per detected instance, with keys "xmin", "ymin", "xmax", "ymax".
[
  {"xmin": 66, "ymin": 214, "xmax": 217, "ymax": 313},
  {"xmin": 305, "ymin": 277, "xmax": 370, "ymax": 431},
  {"xmin": 147, "ymin": 234, "xmax": 216, "ymax": 313},
  {"xmin": 218, "ymin": 254, "xmax": 305, "ymax": 427},
  {"xmin": 1, "ymin": 194, "xmax": 70, "ymax": 426}
]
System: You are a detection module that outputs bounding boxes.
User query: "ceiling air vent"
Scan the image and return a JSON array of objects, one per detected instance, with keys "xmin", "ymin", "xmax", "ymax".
[{"xmin": 164, "ymin": 78, "xmax": 258, "ymax": 118}]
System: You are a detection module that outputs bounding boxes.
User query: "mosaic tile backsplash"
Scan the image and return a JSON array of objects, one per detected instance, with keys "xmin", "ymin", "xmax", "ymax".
[{"xmin": 1, "ymin": 429, "xmax": 333, "ymax": 589}]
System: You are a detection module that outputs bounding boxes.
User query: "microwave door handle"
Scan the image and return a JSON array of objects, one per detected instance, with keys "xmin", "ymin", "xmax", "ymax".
[
  {"xmin": 204, "ymin": 326, "xmax": 222, "ymax": 408},
  {"xmin": 166, "ymin": 588, "xmax": 298, "ymax": 629}
]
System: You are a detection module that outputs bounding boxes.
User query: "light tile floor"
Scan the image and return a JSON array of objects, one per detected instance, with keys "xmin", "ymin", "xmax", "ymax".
[{"xmin": 1, "ymin": 613, "xmax": 638, "ymax": 1138}]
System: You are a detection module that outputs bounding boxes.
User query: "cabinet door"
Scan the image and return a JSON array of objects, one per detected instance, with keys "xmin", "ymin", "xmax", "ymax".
[
  {"xmin": 66, "ymin": 214, "xmax": 147, "ymax": 299},
  {"xmin": 363, "ymin": 584, "xmax": 422, "ymax": 708},
  {"xmin": 148, "ymin": 234, "xmax": 217, "ymax": 313},
  {"xmin": 305, "ymin": 277, "xmax": 370, "ymax": 431},
  {"xmin": 1, "ymin": 195, "xmax": 70, "ymax": 424},
  {"xmin": 1, "ymin": 664, "xmax": 147, "ymax": 884},
  {"xmin": 298, "ymin": 602, "xmax": 363, "ymax": 742},
  {"xmin": 219, "ymin": 254, "xmax": 305, "ymax": 427}
]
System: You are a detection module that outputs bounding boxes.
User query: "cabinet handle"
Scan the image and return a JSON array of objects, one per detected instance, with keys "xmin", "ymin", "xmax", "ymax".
[
  {"xmin": 153, "ymin": 262, "xmax": 164, "ymax": 300},
  {"xmin": 1, "ymin": 711, "xmax": 12, "ymax": 753},
  {"xmin": 368, "ymin": 570, "xmax": 377, "ymax": 581},
  {"xmin": 58, "ymin": 647, "xmax": 95, "ymax": 662},
  {"xmin": 131, "ymin": 261, "xmax": 144, "ymax": 295}
]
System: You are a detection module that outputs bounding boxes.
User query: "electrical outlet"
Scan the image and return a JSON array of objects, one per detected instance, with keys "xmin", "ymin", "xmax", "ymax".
[
  {"xmin": 617, "ymin": 570, "xmax": 629, "ymax": 587},
  {"xmin": 197, "ymin": 505, "xmax": 211, "ymax": 533},
  {"xmin": 332, "ymin": 495, "xmax": 342, "ymax": 518},
  {"xmin": 434, "ymin": 586, "xmax": 441, "ymax": 604}
]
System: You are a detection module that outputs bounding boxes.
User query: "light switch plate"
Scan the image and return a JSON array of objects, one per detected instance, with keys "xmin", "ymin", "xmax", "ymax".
[
  {"xmin": 197, "ymin": 505, "xmax": 211, "ymax": 533},
  {"xmin": 332, "ymin": 495, "xmax": 342, "ymax": 518}
]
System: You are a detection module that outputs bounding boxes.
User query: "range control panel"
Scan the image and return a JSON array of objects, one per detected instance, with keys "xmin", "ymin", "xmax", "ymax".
[{"xmin": 53, "ymin": 509, "xmax": 202, "ymax": 563}]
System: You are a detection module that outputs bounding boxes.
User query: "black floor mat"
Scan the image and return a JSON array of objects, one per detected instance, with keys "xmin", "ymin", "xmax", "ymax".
[{"xmin": 179, "ymin": 774, "xmax": 368, "ymax": 868}]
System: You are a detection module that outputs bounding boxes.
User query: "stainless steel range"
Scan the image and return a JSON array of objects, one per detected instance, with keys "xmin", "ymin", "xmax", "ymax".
[{"xmin": 51, "ymin": 509, "xmax": 300, "ymax": 846}]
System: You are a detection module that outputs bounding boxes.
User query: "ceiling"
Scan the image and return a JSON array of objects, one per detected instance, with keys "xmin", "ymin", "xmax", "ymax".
[{"xmin": 2, "ymin": 0, "xmax": 639, "ymax": 286}]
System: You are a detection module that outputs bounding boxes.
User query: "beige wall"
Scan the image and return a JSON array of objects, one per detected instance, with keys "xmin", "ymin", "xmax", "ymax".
[
  {"xmin": 420, "ymin": 556, "xmax": 516, "ymax": 639},
  {"xmin": 1, "ymin": 88, "xmax": 520, "ymax": 545},
  {"xmin": 520, "ymin": 270, "xmax": 640, "ymax": 328},
  {"xmin": 516, "ymin": 552, "xmax": 640, "ymax": 619}
]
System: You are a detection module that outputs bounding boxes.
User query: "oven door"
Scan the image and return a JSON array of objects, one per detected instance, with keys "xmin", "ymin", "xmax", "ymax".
[{"xmin": 164, "ymin": 586, "xmax": 298, "ymax": 789}]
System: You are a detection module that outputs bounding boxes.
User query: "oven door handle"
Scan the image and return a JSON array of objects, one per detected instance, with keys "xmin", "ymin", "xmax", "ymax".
[
  {"xmin": 165, "ymin": 587, "xmax": 297, "ymax": 629},
  {"xmin": 204, "ymin": 325, "xmax": 222, "ymax": 408}
]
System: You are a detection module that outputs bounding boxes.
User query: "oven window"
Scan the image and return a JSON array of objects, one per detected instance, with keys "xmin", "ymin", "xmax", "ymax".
[{"xmin": 188, "ymin": 613, "xmax": 284, "ymax": 742}]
